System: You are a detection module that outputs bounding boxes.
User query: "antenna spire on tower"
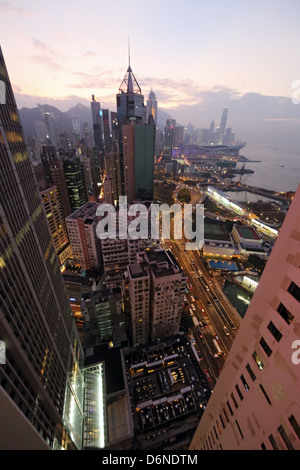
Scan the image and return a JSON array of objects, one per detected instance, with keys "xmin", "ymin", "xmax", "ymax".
[{"xmin": 128, "ymin": 36, "xmax": 131, "ymax": 69}]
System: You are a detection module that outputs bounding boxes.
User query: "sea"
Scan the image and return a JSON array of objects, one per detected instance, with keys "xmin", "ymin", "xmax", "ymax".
[
  {"xmin": 221, "ymin": 142, "xmax": 300, "ymax": 316},
  {"xmin": 232, "ymin": 142, "xmax": 300, "ymax": 193}
]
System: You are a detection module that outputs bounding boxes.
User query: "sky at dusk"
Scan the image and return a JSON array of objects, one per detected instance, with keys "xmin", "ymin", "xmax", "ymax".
[{"xmin": 1, "ymin": 0, "xmax": 300, "ymax": 133}]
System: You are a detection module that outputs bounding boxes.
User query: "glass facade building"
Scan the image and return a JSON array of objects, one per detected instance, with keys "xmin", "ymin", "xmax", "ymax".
[{"xmin": 0, "ymin": 46, "xmax": 84, "ymax": 449}]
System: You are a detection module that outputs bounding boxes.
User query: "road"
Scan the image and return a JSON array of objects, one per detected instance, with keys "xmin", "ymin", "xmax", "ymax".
[{"xmin": 161, "ymin": 184, "xmax": 242, "ymax": 387}]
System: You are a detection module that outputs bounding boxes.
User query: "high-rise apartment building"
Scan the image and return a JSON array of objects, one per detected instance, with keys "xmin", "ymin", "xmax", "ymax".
[
  {"xmin": 0, "ymin": 46, "xmax": 84, "ymax": 450},
  {"xmin": 190, "ymin": 185, "xmax": 300, "ymax": 450},
  {"xmin": 66, "ymin": 202, "xmax": 102, "ymax": 270},
  {"xmin": 41, "ymin": 145, "xmax": 72, "ymax": 220},
  {"xmin": 39, "ymin": 184, "xmax": 72, "ymax": 265},
  {"xmin": 123, "ymin": 248, "xmax": 185, "ymax": 346}
]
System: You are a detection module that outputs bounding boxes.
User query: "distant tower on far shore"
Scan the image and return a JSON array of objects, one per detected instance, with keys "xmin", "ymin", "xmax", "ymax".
[{"xmin": 146, "ymin": 89, "xmax": 158, "ymax": 125}]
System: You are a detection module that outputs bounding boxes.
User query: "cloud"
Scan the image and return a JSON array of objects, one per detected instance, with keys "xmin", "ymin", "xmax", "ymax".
[
  {"xmin": 0, "ymin": 1, "xmax": 27, "ymax": 15},
  {"xmin": 82, "ymin": 51, "xmax": 97, "ymax": 58},
  {"xmin": 29, "ymin": 55, "xmax": 62, "ymax": 71}
]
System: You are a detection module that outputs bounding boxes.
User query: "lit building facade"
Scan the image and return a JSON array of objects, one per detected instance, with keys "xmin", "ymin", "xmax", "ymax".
[
  {"xmin": 0, "ymin": 46, "xmax": 84, "ymax": 450},
  {"xmin": 190, "ymin": 185, "xmax": 300, "ymax": 450},
  {"xmin": 66, "ymin": 202, "xmax": 102, "ymax": 270},
  {"xmin": 146, "ymin": 89, "xmax": 158, "ymax": 124},
  {"xmin": 124, "ymin": 249, "xmax": 185, "ymax": 346},
  {"xmin": 39, "ymin": 184, "xmax": 72, "ymax": 265}
]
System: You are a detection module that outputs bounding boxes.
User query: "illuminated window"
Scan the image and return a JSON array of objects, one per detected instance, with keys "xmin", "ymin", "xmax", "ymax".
[{"xmin": 252, "ymin": 350, "xmax": 264, "ymax": 370}]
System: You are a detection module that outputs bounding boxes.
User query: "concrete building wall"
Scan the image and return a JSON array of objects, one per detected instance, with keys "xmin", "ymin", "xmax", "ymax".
[{"xmin": 190, "ymin": 185, "xmax": 300, "ymax": 450}]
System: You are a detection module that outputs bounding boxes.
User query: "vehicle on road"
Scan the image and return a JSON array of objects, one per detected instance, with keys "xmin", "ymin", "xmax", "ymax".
[
  {"xmin": 212, "ymin": 339, "xmax": 223, "ymax": 357},
  {"xmin": 223, "ymin": 326, "xmax": 229, "ymax": 336}
]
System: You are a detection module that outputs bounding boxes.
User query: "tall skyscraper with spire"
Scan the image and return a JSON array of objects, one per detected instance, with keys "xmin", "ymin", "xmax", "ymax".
[
  {"xmin": 114, "ymin": 53, "xmax": 154, "ymax": 201},
  {"xmin": 116, "ymin": 59, "xmax": 146, "ymax": 125},
  {"xmin": 0, "ymin": 46, "xmax": 84, "ymax": 450}
]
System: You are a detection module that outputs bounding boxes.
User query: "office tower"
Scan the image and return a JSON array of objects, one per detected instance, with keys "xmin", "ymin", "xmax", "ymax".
[
  {"xmin": 43, "ymin": 111, "xmax": 57, "ymax": 147},
  {"xmin": 79, "ymin": 152, "xmax": 93, "ymax": 200},
  {"xmin": 190, "ymin": 185, "xmax": 300, "ymax": 451},
  {"xmin": 83, "ymin": 122, "xmax": 92, "ymax": 148},
  {"xmin": 34, "ymin": 120, "xmax": 48, "ymax": 143},
  {"xmin": 63, "ymin": 156, "xmax": 88, "ymax": 212},
  {"xmin": 223, "ymin": 127, "xmax": 232, "ymax": 146},
  {"xmin": 66, "ymin": 202, "xmax": 102, "ymax": 270},
  {"xmin": 91, "ymin": 95, "xmax": 105, "ymax": 149},
  {"xmin": 39, "ymin": 184, "xmax": 72, "ymax": 265},
  {"xmin": 110, "ymin": 111, "xmax": 119, "ymax": 151},
  {"xmin": 122, "ymin": 124, "xmax": 135, "ymax": 202},
  {"xmin": 146, "ymin": 89, "xmax": 158, "ymax": 124},
  {"xmin": 41, "ymin": 145, "xmax": 72, "ymax": 220},
  {"xmin": 116, "ymin": 63, "xmax": 145, "ymax": 125},
  {"xmin": 116, "ymin": 60, "xmax": 146, "ymax": 197},
  {"xmin": 124, "ymin": 248, "xmax": 185, "ymax": 346},
  {"xmin": 209, "ymin": 120, "xmax": 215, "ymax": 144},
  {"xmin": 104, "ymin": 152, "xmax": 120, "ymax": 203},
  {"xmin": 0, "ymin": 46, "xmax": 84, "ymax": 450},
  {"xmin": 57, "ymin": 131, "xmax": 71, "ymax": 152},
  {"xmin": 72, "ymin": 115, "xmax": 81, "ymax": 140},
  {"xmin": 133, "ymin": 120, "xmax": 155, "ymax": 200},
  {"xmin": 163, "ymin": 119, "xmax": 176, "ymax": 160},
  {"xmin": 219, "ymin": 107, "xmax": 228, "ymax": 144},
  {"xmin": 102, "ymin": 178, "xmax": 114, "ymax": 205},
  {"xmin": 102, "ymin": 108, "xmax": 112, "ymax": 154},
  {"xmin": 174, "ymin": 125, "xmax": 184, "ymax": 147},
  {"xmin": 91, "ymin": 95, "xmax": 105, "ymax": 185},
  {"xmin": 87, "ymin": 146, "xmax": 103, "ymax": 199}
]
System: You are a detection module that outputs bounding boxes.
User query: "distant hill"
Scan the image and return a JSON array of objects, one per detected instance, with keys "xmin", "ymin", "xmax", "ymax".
[
  {"xmin": 18, "ymin": 102, "xmax": 174, "ymax": 140},
  {"xmin": 19, "ymin": 104, "xmax": 73, "ymax": 137}
]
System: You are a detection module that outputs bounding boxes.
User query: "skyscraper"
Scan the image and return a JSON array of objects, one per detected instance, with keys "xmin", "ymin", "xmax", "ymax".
[
  {"xmin": 114, "ymin": 59, "xmax": 155, "ymax": 201},
  {"xmin": 91, "ymin": 95, "xmax": 105, "ymax": 149},
  {"xmin": 190, "ymin": 185, "xmax": 300, "ymax": 450},
  {"xmin": 39, "ymin": 184, "xmax": 72, "ymax": 265},
  {"xmin": 163, "ymin": 119, "xmax": 176, "ymax": 160},
  {"xmin": 91, "ymin": 95, "xmax": 105, "ymax": 182},
  {"xmin": 116, "ymin": 63, "xmax": 146, "ymax": 125},
  {"xmin": 146, "ymin": 89, "xmax": 158, "ymax": 125},
  {"xmin": 219, "ymin": 107, "xmax": 228, "ymax": 144},
  {"xmin": 41, "ymin": 145, "xmax": 72, "ymax": 220},
  {"xmin": 66, "ymin": 202, "xmax": 102, "ymax": 270},
  {"xmin": 63, "ymin": 156, "xmax": 88, "ymax": 212},
  {"xmin": 0, "ymin": 46, "xmax": 84, "ymax": 450},
  {"xmin": 123, "ymin": 248, "xmax": 185, "ymax": 346}
]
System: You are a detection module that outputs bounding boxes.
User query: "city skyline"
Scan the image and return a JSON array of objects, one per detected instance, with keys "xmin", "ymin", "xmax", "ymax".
[{"xmin": 1, "ymin": 1, "xmax": 300, "ymax": 453}]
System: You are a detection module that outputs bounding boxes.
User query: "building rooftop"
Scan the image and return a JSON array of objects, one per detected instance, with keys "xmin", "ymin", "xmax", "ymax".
[
  {"xmin": 204, "ymin": 219, "xmax": 231, "ymax": 241},
  {"xmin": 124, "ymin": 334, "xmax": 211, "ymax": 441},
  {"xmin": 67, "ymin": 202, "xmax": 99, "ymax": 221},
  {"xmin": 234, "ymin": 224, "xmax": 261, "ymax": 241},
  {"xmin": 85, "ymin": 343, "xmax": 126, "ymax": 395}
]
